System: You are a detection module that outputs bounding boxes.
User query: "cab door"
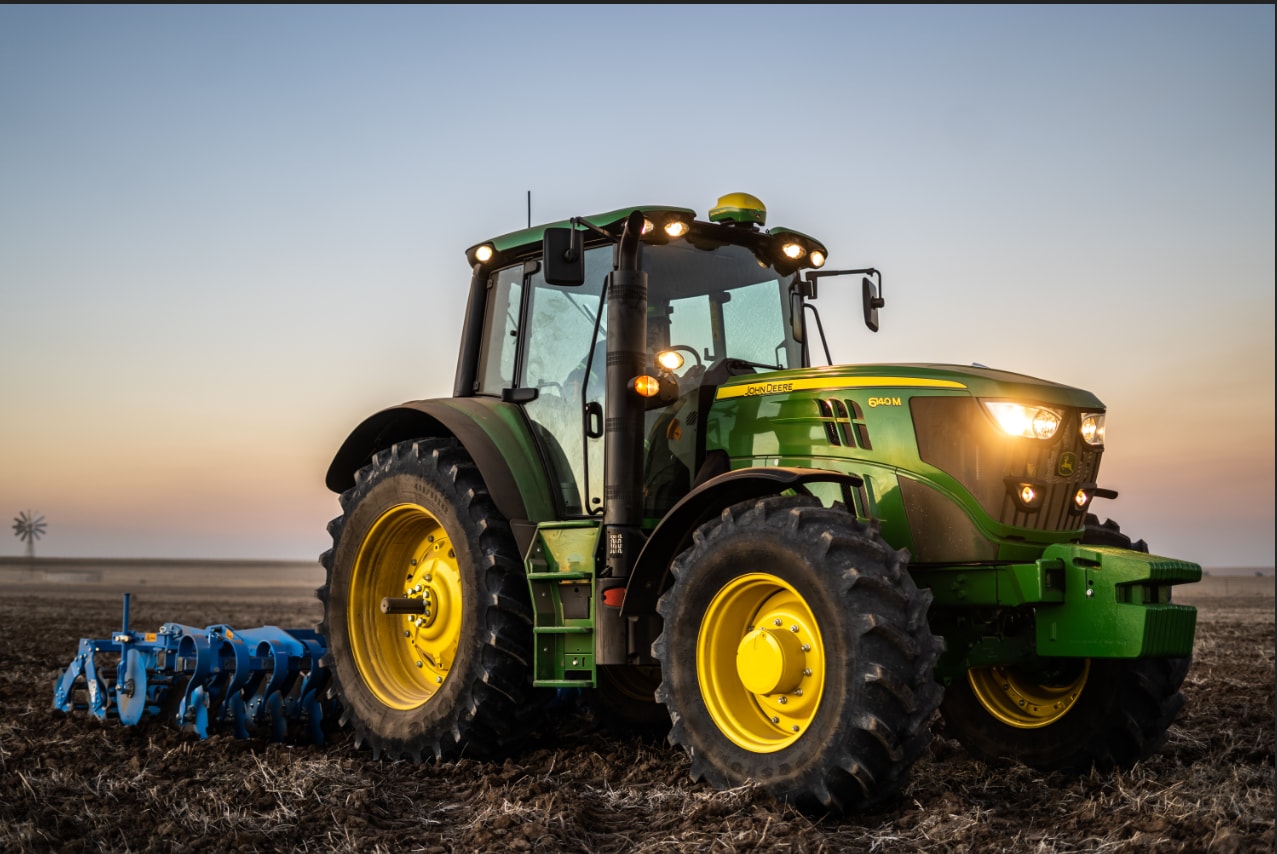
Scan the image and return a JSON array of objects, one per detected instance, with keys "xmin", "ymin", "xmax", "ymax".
[{"xmin": 475, "ymin": 250, "xmax": 611, "ymax": 516}]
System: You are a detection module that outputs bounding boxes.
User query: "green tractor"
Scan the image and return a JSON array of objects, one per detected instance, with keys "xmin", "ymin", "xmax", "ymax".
[{"xmin": 318, "ymin": 193, "xmax": 1199, "ymax": 811}]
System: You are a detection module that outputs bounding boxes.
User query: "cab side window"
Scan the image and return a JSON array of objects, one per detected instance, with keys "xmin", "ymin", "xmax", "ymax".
[{"xmin": 476, "ymin": 266, "xmax": 523, "ymax": 395}]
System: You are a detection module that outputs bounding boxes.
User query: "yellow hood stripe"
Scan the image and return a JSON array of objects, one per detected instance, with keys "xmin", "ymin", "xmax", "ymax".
[{"xmin": 716, "ymin": 376, "xmax": 967, "ymax": 400}]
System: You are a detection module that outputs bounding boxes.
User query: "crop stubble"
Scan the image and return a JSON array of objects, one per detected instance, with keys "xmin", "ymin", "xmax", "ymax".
[{"xmin": 0, "ymin": 588, "xmax": 1270, "ymax": 852}]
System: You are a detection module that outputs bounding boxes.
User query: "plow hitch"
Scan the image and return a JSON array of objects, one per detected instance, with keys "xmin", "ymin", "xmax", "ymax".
[{"xmin": 53, "ymin": 594, "xmax": 332, "ymax": 743}]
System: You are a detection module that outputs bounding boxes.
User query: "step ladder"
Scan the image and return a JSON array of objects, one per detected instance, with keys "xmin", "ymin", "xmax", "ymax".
[{"xmin": 526, "ymin": 521, "xmax": 601, "ymax": 689}]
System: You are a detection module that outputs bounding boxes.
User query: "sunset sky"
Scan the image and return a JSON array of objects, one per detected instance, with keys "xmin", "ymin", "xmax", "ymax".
[{"xmin": 1, "ymin": 6, "xmax": 1272, "ymax": 568}]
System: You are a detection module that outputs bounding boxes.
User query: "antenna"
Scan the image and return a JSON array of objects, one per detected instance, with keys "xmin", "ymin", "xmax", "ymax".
[
  {"xmin": 12, "ymin": 509, "xmax": 46, "ymax": 560},
  {"xmin": 527, "ymin": 190, "xmax": 531, "ymax": 228}
]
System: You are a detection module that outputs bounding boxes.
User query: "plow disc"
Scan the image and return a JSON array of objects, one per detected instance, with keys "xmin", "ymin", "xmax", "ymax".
[{"xmin": 53, "ymin": 594, "xmax": 332, "ymax": 743}]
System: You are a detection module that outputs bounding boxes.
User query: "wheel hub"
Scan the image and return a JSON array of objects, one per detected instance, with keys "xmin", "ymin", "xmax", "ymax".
[
  {"xmin": 697, "ymin": 573, "xmax": 824, "ymax": 753},
  {"xmin": 736, "ymin": 628, "xmax": 805, "ymax": 695}
]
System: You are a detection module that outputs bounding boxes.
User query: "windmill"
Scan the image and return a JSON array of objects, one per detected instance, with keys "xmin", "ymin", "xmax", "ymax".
[{"xmin": 12, "ymin": 510, "xmax": 47, "ymax": 560}]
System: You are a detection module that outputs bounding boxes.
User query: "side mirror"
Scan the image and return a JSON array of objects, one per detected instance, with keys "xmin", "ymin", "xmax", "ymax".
[
  {"xmin": 543, "ymin": 227, "xmax": 585, "ymax": 286},
  {"xmin": 862, "ymin": 277, "xmax": 885, "ymax": 332}
]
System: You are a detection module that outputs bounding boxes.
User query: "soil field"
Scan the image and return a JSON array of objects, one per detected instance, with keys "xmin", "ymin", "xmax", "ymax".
[{"xmin": 0, "ymin": 570, "xmax": 1271, "ymax": 852}]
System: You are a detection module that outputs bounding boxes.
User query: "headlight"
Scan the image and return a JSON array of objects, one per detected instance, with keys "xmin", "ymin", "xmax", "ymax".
[
  {"xmin": 1008, "ymin": 480, "xmax": 1047, "ymax": 511},
  {"xmin": 983, "ymin": 401, "xmax": 1062, "ymax": 440},
  {"xmin": 766, "ymin": 227, "xmax": 829, "ymax": 271},
  {"xmin": 1080, "ymin": 412, "xmax": 1106, "ymax": 446},
  {"xmin": 655, "ymin": 349, "xmax": 684, "ymax": 371}
]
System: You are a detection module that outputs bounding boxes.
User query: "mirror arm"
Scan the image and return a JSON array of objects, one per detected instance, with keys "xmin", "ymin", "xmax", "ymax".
[
  {"xmin": 804, "ymin": 267, "xmax": 883, "ymax": 298},
  {"xmin": 803, "ymin": 303, "xmax": 834, "ymax": 366}
]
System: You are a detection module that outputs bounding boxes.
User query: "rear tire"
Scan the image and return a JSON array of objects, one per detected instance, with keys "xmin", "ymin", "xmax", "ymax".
[
  {"xmin": 654, "ymin": 495, "xmax": 942, "ymax": 812},
  {"xmin": 939, "ymin": 515, "xmax": 1190, "ymax": 771},
  {"xmin": 317, "ymin": 438, "xmax": 538, "ymax": 760}
]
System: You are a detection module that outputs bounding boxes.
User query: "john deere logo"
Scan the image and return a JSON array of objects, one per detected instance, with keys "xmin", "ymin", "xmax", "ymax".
[{"xmin": 1057, "ymin": 452, "xmax": 1077, "ymax": 477}]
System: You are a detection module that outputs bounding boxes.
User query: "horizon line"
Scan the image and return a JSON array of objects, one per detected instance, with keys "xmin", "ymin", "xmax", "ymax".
[{"xmin": 1, "ymin": 555, "xmax": 1272, "ymax": 575}]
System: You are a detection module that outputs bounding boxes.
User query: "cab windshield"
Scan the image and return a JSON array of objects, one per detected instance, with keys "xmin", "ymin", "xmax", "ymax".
[{"xmin": 643, "ymin": 240, "xmax": 801, "ymax": 371}]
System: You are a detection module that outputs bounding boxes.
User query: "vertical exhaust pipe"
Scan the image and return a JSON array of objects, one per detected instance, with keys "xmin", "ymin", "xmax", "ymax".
[{"xmin": 598, "ymin": 210, "xmax": 648, "ymax": 664}]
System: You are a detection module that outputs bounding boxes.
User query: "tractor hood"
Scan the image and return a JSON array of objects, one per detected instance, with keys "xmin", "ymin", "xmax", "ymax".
[{"xmin": 714, "ymin": 363, "xmax": 1105, "ymax": 411}]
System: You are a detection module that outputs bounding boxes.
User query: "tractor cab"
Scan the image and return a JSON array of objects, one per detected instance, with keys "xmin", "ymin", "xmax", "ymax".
[{"xmin": 457, "ymin": 194, "xmax": 856, "ymax": 524}]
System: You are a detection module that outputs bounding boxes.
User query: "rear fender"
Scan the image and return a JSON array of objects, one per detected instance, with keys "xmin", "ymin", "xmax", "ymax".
[{"xmin": 325, "ymin": 398, "xmax": 557, "ymax": 552}]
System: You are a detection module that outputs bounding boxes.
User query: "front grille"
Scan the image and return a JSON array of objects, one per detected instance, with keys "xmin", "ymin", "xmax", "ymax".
[{"xmin": 911, "ymin": 397, "xmax": 1103, "ymax": 532}]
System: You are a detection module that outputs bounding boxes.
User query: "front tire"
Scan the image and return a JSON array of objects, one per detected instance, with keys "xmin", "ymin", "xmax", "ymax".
[
  {"xmin": 654, "ymin": 496, "xmax": 942, "ymax": 812},
  {"xmin": 939, "ymin": 515, "xmax": 1190, "ymax": 771},
  {"xmin": 317, "ymin": 438, "xmax": 537, "ymax": 760},
  {"xmin": 940, "ymin": 656, "xmax": 1189, "ymax": 770}
]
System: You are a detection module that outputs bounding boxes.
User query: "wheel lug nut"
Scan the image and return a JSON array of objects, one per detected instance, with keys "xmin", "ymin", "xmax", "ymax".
[
  {"xmin": 416, "ymin": 661, "xmax": 423, "ymax": 668},
  {"xmin": 801, "ymin": 644, "xmax": 811, "ymax": 652},
  {"xmin": 773, "ymin": 618, "xmax": 783, "ymax": 626},
  {"xmin": 790, "ymin": 625, "xmax": 799, "ymax": 633}
]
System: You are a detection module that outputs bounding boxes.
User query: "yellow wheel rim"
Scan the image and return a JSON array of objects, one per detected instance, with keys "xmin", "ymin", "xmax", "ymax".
[
  {"xmin": 696, "ymin": 573, "xmax": 824, "ymax": 753},
  {"xmin": 349, "ymin": 503, "xmax": 464, "ymax": 710},
  {"xmin": 967, "ymin": 660, "xmax": 1090, "ymax": 729}
]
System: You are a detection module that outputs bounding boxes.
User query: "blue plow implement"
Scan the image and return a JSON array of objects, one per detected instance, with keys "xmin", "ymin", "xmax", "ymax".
[{"xmin": 53, "ymin": 594, "xmax": 332, "ymax": 743}]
